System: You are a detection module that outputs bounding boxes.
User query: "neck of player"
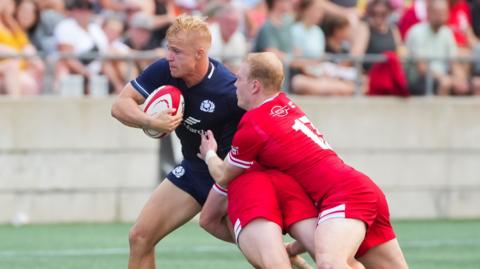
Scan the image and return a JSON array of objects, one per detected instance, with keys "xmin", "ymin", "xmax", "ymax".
[
  {"xmin": 249, "ymin": 92, "xmax": 279, "ymax": 110},
  {"xmin": 183, "ymin": 57, "xmax": 210, "ymax": 88}
]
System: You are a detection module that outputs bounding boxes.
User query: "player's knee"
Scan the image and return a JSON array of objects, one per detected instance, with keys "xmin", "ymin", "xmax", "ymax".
[
  {"xmin": 128, "ymin": 225, "xmax": 153, "ymax": 249},
  {"xmin": 198, "ymin": 213, "xmax": 213, "ymax": 232}
]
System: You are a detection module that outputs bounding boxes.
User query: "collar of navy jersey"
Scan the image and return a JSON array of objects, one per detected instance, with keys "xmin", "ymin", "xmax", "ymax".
[{"xmin": 207, "ymin": 61, "xmax": 215, "ymax": 79}]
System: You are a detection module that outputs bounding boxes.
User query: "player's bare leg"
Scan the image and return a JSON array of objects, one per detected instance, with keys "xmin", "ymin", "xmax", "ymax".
[
  {"xmin": 357, "ymin": 238, "xmax": 409, "ymax": 269},
  {"xmin": 199, "ymin": 188, "xmax": 234, "ymax": 242},
  {"xmin": 238, "ymin": 219, "xmax": 292, "ymax": 269},
  {"xmin": 315, "ymin": 218, "xmax": 366, "ymax": 269},
  {"xmin": 128, "ymin": 179, "xmax": 201, "ymax": 269},
  {"xmin": 288, "ymin": 218, "xmax": 317, "ymax": 257},
  {"xmin": 286, "ymin": 218, "xmax": 317, "ymax": 269}
]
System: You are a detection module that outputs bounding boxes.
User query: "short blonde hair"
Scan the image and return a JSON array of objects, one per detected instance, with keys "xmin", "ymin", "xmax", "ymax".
[
  {"xmin": 245, "ymin": 52, "xmax": 284, "ymax": 92},
  {"xmin": 166, "ymin": 14, "xmax": 212, "ymax": 50}
]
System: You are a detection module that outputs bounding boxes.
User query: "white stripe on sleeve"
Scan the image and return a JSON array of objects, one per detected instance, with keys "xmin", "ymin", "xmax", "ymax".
[{"xmin": 227, "ymin": 153, "xmax": 252, "ymax": 169}]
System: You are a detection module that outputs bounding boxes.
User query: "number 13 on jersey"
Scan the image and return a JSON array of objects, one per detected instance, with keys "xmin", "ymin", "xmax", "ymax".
[{"xmin": 292, "ymin": 116, "xmax": 332, "ymax": 150}]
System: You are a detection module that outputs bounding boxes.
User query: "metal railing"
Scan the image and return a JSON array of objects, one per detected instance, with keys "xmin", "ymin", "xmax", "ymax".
[{"xmin": 1, "ymin": 51, "xmax": 478, "ymax": 95}]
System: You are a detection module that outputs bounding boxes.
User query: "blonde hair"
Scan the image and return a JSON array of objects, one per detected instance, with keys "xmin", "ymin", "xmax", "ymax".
[
  {"xmin": 245, "ymin": 52, "xmax": 284, "ymax": 92},
  {"xmin": 166, "ymin": 14, "xmax": 212, "ymax": 50}
]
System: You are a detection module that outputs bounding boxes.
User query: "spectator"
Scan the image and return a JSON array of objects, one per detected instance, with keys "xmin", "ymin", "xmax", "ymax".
[
  {"xmin": 321, "ymin": 0, "xmax": 361, "ymax": 24},
  {"xmin": 470, "ymin": 0, "xmax": 480, "ymax": 39},
  {"xmin": 148, "ymin": 0, "xmax": 175, "ymax": 48},
  {"xmin": 447, "ymin": 0, "xmax": 477, "ymax": 49},
  {"xmin": 405, "ymin": 0, "xmax": 469, "ymax": 95},
  {"xmin": 252, "ymin": 0, "xmax": 294, "ymax": 61},
  {"xmin": 54, "ymin": 0, "xmax": 109, "ymax": 94},
  {"xmin": 352, "ymin": 0, "xmax": 405, "ymax": 70},
  {"xmin": 292, "ymin": 12, "xmax": 356, "ymax": 95},
  {"xmin": 123, "ymin": 12, "xmax": 165, "ymax": 70},
  {"xmin": 398, "ymin": 0, "xmax": 427, "ymax": 40},
  {"xmin": 0, "ymin": 0, "xmax": 43, "ymax": 95},
  {"xmin": 207, "ymin": 3, "xmax": 248, "ymax": 72},
  {"xmin": 15, "ymin": 0, "xmax": 40, "ymax": 47},
  {"xmin": 102, "ymin": 15, "xmax": 131, "ymax": 93},
  {"xmin": 291, "ymin": 0, "xmax": 325, "ymax": 59},
  {"xmin": 243, "ymin": 0, "xmax": 268, "ymax": 40},
  {"xmin": 32, "ymin": 0, "xmax": 65, "ymax": 53},
  {"xmin": 98, "ymin": 0, "xmax": 142, "ymax": 14}
]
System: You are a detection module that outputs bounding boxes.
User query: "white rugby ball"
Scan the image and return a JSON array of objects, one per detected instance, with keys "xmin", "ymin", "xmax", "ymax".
[{"xmin": 142, "ymin": 85, "xmax": 184, "ymax": 138}]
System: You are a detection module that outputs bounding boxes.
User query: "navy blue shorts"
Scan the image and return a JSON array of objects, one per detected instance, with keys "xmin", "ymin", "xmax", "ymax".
[{"xmin": 166, "ymin": 159, "xmax": 215, "ymax": 206}]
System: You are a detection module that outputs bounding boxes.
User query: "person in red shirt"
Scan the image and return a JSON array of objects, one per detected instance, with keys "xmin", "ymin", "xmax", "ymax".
[{"xmin": 199, "ymin": 52, "xmax": 409, "ymax": 269}]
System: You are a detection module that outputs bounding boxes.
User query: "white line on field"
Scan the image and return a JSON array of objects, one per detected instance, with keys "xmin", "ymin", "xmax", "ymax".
[
  {"xmin": 0, "ymin": 245, "xmax": 238, "ymax": 257},
  {"xmin": 0, "ymin": 239, "xmax": 479, "ymax": 258}
]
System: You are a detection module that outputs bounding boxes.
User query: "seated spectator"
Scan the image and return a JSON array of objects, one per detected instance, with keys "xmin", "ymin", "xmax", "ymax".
[
  {"xmin": 398, "ymin": 0, "xmax": 427, "ymax": 40},
  {"xmin": 102, "ymin": 15, "xmax": 131, "ymax": 94},
  {"xmin": 123, "ymin": 12, "xmax": 165, "ymax": 71},
  {"xmin": 290, "ymin": 0, "xmax": 325, "ymax": 60},
  {"xmin": 447, "ymin": 0, "xmax": 477, "ymax": 49},
  {"xmin": 470, "ymin": 0, "xmax": 480, "ymax": 39},
  {"xmin": 252, "ymin": 0, "xmax": 294, "ymax": 91},
  {"xmin": 291, "ymin": 9, "xmax": 356, "ymax": 96},
  {"xmin": 98, "ymin": 0, "xmax": 142, "ymax": 14},
  {"xmin": 0, "ymin": 0, "xmax": 43, "ymax": 95},
  {"xmin": 243, "ymin": 0, "xmax": 268, "ymax": 40},
  {"xmin": 148, "ymin": 0, "xmax": 175, "ymax": 48},
  {"xmin": 32, "ymin": 0, "xmax": 65, "ymax": 53},
  {"xmin": 352, "ymin": 0, "xmax": 405, "ymax": 70},
  {"xmin": 207, "ymin": 3, "xmax": 248, "ymax": 72},
  {"xmin": 15, "ymin": 0, "xmax": 40, "ymax": 47},
  {"xmin": 54, "ymin": 0, "xmax": 110, "ymax": 95},
  {"xmin": 405, "ymin": 0, "xmax": 469, "ymax": 95},
  {"xmin": 252, "ymin": 0, "xmax": 294, "ymax": 61}
]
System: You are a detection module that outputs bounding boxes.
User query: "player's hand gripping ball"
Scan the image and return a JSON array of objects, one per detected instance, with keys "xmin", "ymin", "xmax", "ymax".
[{"xmin": 142, "ymin": 85, "xmax": 184, "ymax": 138}]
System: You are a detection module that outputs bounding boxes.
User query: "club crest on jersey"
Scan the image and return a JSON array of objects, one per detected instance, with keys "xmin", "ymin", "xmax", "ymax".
[
  {"xmin": 231, "ymin": 146, "xmax": 239, "ymax": 155},
  {"xmin": 172, "ymin": 166, "xmax": 185, "ymax": 178},
  {"xmin": 200, "ymin": 100, "xmax": 215, "ymax": 113},
  {"xmin": 270, "ymin": 105, "xmax": 290, "ymax": 117}
]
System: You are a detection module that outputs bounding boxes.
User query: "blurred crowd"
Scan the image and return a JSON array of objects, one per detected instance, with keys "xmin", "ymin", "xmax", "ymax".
[{"xmin": 0, "ymin": 0, "xmax": 479, "ymax": 96}]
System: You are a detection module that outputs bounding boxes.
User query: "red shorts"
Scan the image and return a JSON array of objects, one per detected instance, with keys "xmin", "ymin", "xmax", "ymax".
[
  {"xmin": 228, "ymin": 170, "xmax": 317, "ymax": 242},
  {"xmin": 313, "ymin": 171, "xmax": 396, "ymax": 257}
]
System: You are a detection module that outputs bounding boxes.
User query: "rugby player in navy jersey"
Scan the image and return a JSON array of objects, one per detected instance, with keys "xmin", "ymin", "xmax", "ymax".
[
  {"xmin": 111, "ymin": 15, "xmax": 244, "ymax": 269},
  {"xmin": 112, "ymin": 15, "xmax": 312, "ymax": 269}
]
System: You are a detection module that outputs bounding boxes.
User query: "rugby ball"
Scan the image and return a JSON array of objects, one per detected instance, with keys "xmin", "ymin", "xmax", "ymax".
[{"xmin": 142, "ymin": 85, "xmax": 184, "ymax": 138}]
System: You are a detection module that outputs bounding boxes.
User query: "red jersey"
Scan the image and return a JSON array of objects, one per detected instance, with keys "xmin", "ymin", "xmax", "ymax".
[
  {"xmin": 228, "ymin": 92, "xmax": 356, "ymax": 201},
  {"xmin": 448, "ymin": 0, "xmax": 472, "ymax": 47}
]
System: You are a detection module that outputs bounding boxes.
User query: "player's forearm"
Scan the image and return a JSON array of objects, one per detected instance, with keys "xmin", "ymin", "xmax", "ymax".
[
  {"xmin": 111, "ymin": 96, "xmax": 150, "ymax": 129},
  {"xmin": 205, "ymin": 153, "xmax": 226, "ymax": 184}
]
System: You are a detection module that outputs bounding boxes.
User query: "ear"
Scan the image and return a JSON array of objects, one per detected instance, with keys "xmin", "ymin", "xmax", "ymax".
[
  {"xmin": 251, "ymin": 80, "xmax": 261, "ymax": 95},
  {"xmin": 195, "ymin": 48, "xmax": 205, "ymax": 60}
]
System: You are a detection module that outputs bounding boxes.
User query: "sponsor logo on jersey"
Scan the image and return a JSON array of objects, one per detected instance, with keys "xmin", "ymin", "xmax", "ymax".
[
  {"xmin": 184, "ymin": 116, "xmax": 201, "ymax": 125},
  {"xmin": 183, "ymin": 116, "xmax": 205, "ymax": 134},
  {"xmin": 172, "ymin": 166, "xmax": 185, "ymax": 178},
  {"xmin": 200, "ymin": 100, "xmax": 215, "ymax": 113},
  {"xmin": 270, "ymin": 105, "xmax": 290, "ymax": 117}
]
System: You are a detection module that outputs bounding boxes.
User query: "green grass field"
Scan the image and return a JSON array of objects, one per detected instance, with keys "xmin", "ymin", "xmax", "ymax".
[{"xmin": 1, "ymin": 219, "xmax": 479, "ymax": 269}]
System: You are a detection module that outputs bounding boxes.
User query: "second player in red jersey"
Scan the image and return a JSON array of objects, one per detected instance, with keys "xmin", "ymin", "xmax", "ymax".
[{"xmin": 199, "ymin": 52, "xmax": 409, "ymax": 269}]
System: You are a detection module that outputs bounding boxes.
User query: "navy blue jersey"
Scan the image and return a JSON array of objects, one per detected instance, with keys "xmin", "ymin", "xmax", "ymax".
[{"xmin": 131, "ymin": 58, "xmax": 245, "ymax": 167}]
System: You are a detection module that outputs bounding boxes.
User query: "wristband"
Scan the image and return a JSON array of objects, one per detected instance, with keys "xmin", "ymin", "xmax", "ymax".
[
  {"xmin": 205, "ymin": 150, "xmax": 217, "ymax": 164},
  {"xmin": 212, "ymin": 183, "xmax": 228, "ymax": 196}
]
